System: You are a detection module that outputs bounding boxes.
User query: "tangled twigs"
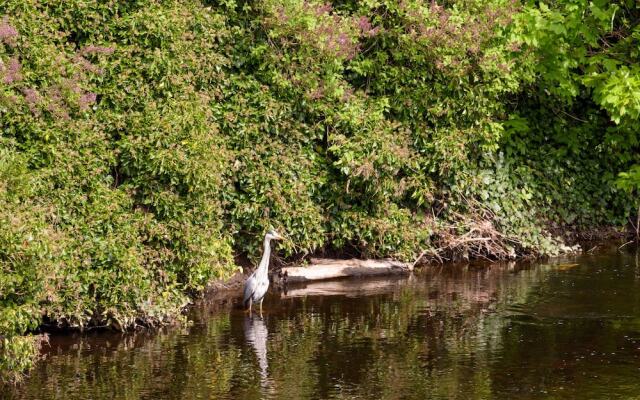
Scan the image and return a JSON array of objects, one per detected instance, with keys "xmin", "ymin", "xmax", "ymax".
[
  {"xmin": 412, "ymin": 248, "xmax": 444, "ymax": 267},
  {"xmin": 414, "ymin": 199, "xmax": 525, "ymax": 265}
]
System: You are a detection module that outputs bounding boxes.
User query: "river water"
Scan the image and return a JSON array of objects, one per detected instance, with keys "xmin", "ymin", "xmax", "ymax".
[{"xmin": 3, "ymin": 245, "xmax": 640, "ymax": 399}]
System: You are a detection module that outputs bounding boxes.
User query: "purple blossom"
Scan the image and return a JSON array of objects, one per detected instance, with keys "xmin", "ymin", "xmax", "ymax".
[
  {"xmin": 277, "ymin": 6, "xmax": 288, "ymax": 22},
  {"xmin": 2, "ymin": 57, "xmax": 22, "ymax": 84},
  {"xmin": 80, "ymin": 44, "xmax": 115, "ymax": 55},
  {"xmin": 45, "ymin": 87, "xmax": 70, "ymax": 120},
  {"xmin": 0, "ymin": 18, "xmax": 18, "ymax": 45},
  {"xmin": 324, "ymin": 31, "xmax": 358, "ymax": 60},
  {"xmin": 307, "ymin": 86, "xmax": 324, "ymax": 100},
  {"xmin": 74, "ymin": 55, "xmax": 103, "ymax": 74},
  {"xmin": 340, "ymin": 87, "xmax": 354, "ymax": 102},
  {"xmin": 22, "ymin": 88, "xmax": 41, "ymax": 114},
  {"xmin": 507, "ymin": 41, "xmax": 521, "ymax": 52},
  {"xmin": 355, "ymin": 16, "xmax": 378, "ymax": 37},
  {"xmin": 78, "ymin": 92, "xmax": 97, "ymax": 111},
  {"xmin": 48, "ymin": 86, "xmax": 63, "ymax": 103},
  {"xmin": 337, "ymin": 32, "xmax": 349, "ymax": 46},
  {"xmin": 309, "ymin": 2, "xmax": 332, "ymax": 16},
  {"xmin": 357, "ymin": 16, "xmax": 372, "ymax": 32}
]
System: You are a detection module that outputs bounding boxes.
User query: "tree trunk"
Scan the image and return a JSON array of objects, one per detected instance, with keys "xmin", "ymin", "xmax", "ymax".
[
  {"xmin": 636, "ymin": 204, "xmax": 639, "ymax": 239},
  {"xmin": 275, "ymin": 258, "xmax": 412, "ymax": 284}
]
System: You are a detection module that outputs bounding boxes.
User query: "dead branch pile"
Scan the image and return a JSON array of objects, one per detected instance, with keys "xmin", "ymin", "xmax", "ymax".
[{"xmin": 414, "ymin": 202, "xmax": 523, "ymax": 266}]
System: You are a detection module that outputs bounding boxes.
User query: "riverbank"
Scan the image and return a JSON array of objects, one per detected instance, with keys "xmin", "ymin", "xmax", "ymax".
[
  {"xmin": 5, "ymin": 244, "xmax": 640, "ymax": 399},
  {"xmin": 2, "ymin": 234, "xmax": 626, "ymax": 387}
]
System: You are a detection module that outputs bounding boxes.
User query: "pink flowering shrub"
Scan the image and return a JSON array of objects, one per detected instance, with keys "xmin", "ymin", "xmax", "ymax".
[
  {"xmin": 260, "ymin": 0, "xmax": 381, "ymax": 101},
  {"xmin": 80, "ymin": 45, "xmax": 115, "ymax": 55},
  {"xmin": 1, "ymin": 57, "xmax": 21, "ymax": 83},
  {"xmin": 264, "ymin": 1, "xmax": 369, "ymax": 60},
  {"xmin": 0, "ymin": 17, "xmax": 18, "ymax": 46},
  {"xmin": 0, "ymin": 23, "xmax": 108, "ymax": 118},
  {"xmin": 400, "ymin": 0, "xmax": 521, "ymax": 73}
]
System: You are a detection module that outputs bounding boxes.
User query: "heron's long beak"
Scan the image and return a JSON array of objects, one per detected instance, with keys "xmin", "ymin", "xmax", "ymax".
[{"xmin": 274, "ymin": 233, "xmax": 284, "ymax": 240}]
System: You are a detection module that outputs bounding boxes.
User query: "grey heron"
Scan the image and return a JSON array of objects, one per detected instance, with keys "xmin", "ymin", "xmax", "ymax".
[{"xmin": 243, "ymin": 229, "xmax": 283, "ymax": 313}]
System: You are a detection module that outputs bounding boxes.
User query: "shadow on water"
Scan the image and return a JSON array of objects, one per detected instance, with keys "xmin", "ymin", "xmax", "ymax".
[{"xmin": 3, "ymin": 244, "xmax": 640, "ymax": 399}]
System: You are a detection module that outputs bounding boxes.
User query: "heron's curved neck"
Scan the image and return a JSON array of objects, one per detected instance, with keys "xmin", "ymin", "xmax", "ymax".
[{"xmin": 257, "ymin": 237, "xmax": 272, "ymax": 277}]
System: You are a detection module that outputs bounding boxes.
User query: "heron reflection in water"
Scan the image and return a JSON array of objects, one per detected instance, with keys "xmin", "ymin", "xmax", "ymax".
[{"xmin": 243, "ymin": 315, "xmax": 271, "ymax": 389}]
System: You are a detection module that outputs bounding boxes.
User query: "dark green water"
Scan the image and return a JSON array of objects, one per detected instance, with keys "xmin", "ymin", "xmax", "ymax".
[{"xmin": 3, "ymin": 246, "xmax": 640, "ymax": 399}]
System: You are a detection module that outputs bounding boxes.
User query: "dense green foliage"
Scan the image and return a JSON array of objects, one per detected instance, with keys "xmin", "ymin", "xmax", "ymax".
[{"xmin": 1, "ymin": 0, "xmax": 638, "ymax": 382}]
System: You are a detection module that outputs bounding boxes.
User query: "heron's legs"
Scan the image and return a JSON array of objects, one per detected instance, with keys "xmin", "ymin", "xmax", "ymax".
[
  {"xmin": 259, "ymin": 299, "xmax": 264, "ymax": 317},
  {"xmin": 248, "ymin": 298, "xmax": 252, "ymax": 314}
]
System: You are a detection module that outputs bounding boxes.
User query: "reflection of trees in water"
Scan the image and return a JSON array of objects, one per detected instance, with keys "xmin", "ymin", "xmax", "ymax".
[
  {"xmin": 265, "ymin": 263, "xmax": 552, "ymax": 399},
  {"xmin": 12, "ymin": 316, "xmax": 244, "ymax": 400},
  {"xmin": 10, "ymin": 262, "xmax": 557, "ymax": 400},
  {"xmin": 635, "ymin": 248, "xmax": 639, "ymax": 281}
]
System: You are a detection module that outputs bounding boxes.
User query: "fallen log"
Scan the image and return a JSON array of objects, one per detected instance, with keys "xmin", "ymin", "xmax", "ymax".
[
  {"xmin": 275, "ymin": 258, "xmax": 412, "ymax": 284},
  {"xmin": 279, "ymin": 275, "xmax": 410, "ymax": 298}
]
